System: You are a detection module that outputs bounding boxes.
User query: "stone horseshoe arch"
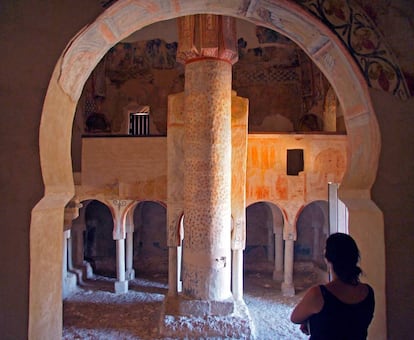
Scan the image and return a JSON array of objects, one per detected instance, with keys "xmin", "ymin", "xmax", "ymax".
[{"xmin": 31, "ymin": 1, "xmax": 385, "ymax": 339}]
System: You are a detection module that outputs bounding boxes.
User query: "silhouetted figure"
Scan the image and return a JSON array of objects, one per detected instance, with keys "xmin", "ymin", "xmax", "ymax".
[{"xmin": 291, "ymin": 232, "xmax": 375, "ymax": 339}]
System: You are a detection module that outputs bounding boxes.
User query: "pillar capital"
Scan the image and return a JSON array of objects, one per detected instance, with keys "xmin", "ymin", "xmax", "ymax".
[
  {"xmin": 64, "ymin": 200, "xmax": 82, "ymax": 230},
  {"xmin": 177, "ymin": 15, "xmax": 238, "ymax": 65},
  {"xmin": 106, "ymin": 198, "xmax": 135, "ymax": 240}
]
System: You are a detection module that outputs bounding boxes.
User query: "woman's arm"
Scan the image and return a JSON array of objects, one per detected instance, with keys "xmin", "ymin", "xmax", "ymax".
[{"xmin": 290, "ymin": 285, "xmax": 324, "ymax": 324}]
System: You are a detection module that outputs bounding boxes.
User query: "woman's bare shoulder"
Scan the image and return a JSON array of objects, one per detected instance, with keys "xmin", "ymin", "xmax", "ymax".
[
  {"xmin": 325, "ymin": 281, "xmax": 371, "ymax": 303},
  {"xmin": 290, "ymin": 285, "xmax": 324, "ymax": 324}
]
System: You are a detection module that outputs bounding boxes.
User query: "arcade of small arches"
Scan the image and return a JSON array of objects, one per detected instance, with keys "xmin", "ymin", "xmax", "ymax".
[{"xmin": 62, "ymin": 198, "xmax": 335, "ymax": 298}]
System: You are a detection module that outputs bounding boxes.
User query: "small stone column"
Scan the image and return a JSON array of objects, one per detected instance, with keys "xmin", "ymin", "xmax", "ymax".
[
  {"xmin": 63, "ymin": 202, "xmax": 81, "ymax": 297},
  {"xmin": 125, "ymin": 226, "xmax": 135, "ymax": 280},
  {"xmin": 67, "ymin": 230, "xmax": 74, "ymax": 271},
  {"xmin": 281, "ymin": 236, "xmax": 295, "ymax": 296},
  {"xmin": 166, "ymin": 209, "xmax": 182, "ymax": 297},
  {"xmin": 168, "ymin": 247, "xmax": 178, "ymax": 296},
  {"xmin": 71, "ymin": 204, "xmax": 94, "ymax": 281},
  {"xmin": 62, "ymin": 230, "xmax": 69, "ymax": 281},
  {"xmin": 71, "ymin": 225, "xmax": 84, "ymax": 267},
  {"xmin": 62, "ymin": 229, "xmax": 77, "ymax": 292},
  {"xmin": 110, "ymin": 199, "xmax": 134, "ymax": 294},
  {"xmin": 273, "ymin": 230, "xmax": 284, "ymax": 281},
  {"xmin": 177, "ymin": 240, "xmax": 183, "ymax": 293},
  {"xmin": 232, "ymin": 249, "xmax": 243, "ymax": 300},
  {"xmin": 62, "ymin": 230, "xmax": 75, "ymax": 298},
  {"xmin": 115, "ymin": 238, "xmax": 128, "ymax": 294}
]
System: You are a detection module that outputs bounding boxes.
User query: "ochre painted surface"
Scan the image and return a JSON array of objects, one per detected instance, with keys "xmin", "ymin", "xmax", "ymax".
[
  {"xmin": 29, "ymin": 1, "xmax": 393, "ymax": 339},
  {"xmin": 80, "ymin": 137, "xmax": 167, "ymax": 202},
  {"xmin": 79, "ymin": 133, "xmax": 347, "ymax": 239},
  {"xmin": 246, "ymin": 134, "xmax": 347, "ymax": 224}
]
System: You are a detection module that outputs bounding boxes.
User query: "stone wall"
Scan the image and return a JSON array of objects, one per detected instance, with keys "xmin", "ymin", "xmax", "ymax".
[{"xmin": 0, "ymin": 1, "xmax": 413, "ymax": 339}]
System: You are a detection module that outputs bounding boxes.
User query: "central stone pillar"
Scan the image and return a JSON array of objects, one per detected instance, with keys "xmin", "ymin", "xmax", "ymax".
[
  {"xmin": 160, "ymin": 15, "xmax": 254, "ymax": 339},
  {"xmin": 182, "ymin": 57, "xmax": 232, "ymax": 301},
  {"xmin": 180, "ymin": 13, "xmax": 238, "ymax": 303}
]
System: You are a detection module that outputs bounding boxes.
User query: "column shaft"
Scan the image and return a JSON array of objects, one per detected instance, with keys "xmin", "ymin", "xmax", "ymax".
[
  {"xmin": 168, "ymin": 247, "xmax": 178, "ymax": 296},
  {"xmin": 273, "ymin": 232, "xmax": 284, "ymax": 280},
  {"xmin": 281, "ymin": 239, "xmax": 295, "ymax": 296},
  {"xmin": 71, "ymin": 227, "xmax": 84, "ymax": 268},
  {"xmin": 183, "ymin": 59, "xmax": 232, "ymax": 301},
  {"xmin": 114, "ymin": 238, "xmax": 128, "ymax": 293},
  {"xmin": 62, "ymin": 231, "xmax": 69, "ymax": 280},
  {"xmin": 232, "ymin": 249, "xmax": 243, "ymax": 300},
  {"xmin": 116, "ymin": 239, "xmax": 125, "ymax": 281},
  {"xmin": 67, "ymin": 231, "xmax": 73, "ymax": 271},
  {"xmin": 125, "ymin": 230, "xmax": 135, "ymax": 280}
]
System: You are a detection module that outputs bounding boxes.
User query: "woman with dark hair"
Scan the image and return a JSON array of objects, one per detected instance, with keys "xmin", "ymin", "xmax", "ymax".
[{"xmin": 290, "ymin": 233, "xmax": 375, "ymax": 339}]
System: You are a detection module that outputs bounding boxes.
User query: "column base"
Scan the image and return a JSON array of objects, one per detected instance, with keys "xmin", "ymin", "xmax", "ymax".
[
  {"xmin": 281, "ymin": 282, "xmax": 295, "ymax": 297},
  {"xmin": 159, "ymin": 295, "xmax": 255, "ymax": 339},
  {"xmin": 69, "ymin": 267, "xmax": 84, "ymax": 284},
  {"xmin": 114, "ymin": 280, "xmax": 129, "ymax": 294},
  {"xmin": 62, "ymin": 273, "xmax": 77, "ymax": 299},
  {"xmin": 126, "ymin": 269, "xmax": 135, "ymax": 280},
  {"xmin": 83, "ymin": 261, "xmax": 94, "ymax": 279}
]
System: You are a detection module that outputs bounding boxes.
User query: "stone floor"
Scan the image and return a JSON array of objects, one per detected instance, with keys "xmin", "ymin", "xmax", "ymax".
[{"xmin": 63, "ymin": 270, "xmax": 320, "ymax": 339}]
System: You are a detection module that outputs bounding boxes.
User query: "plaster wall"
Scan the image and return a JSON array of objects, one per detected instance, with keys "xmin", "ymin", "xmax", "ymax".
[
  {"xmin": 0, "ymin": 1, "xmax": 102, "ymax": 339},
  {"xmin": 246, "ymin": 134, "xmax": 346, "ymax": 205},
  {"xmin": 78, "ymin": 133, "xmax": 346, "ymax": 283},
  {"xmin": 80, "ymin": 134, "xmax": 346, "ymax": 205},
  {"xmin": 81, "ymin": 137, "xmax": 167, "ymax": 201},
  {"xmin": 370, "ymin": 89, "xmax": 414, "ymax": 339},
  {"xmin": 0, "ymin": 1, "xmax": 413, "ymax": 339}
]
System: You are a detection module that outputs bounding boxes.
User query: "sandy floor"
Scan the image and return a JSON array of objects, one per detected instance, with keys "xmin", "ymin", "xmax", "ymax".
[{"xmin": 63, "ymin": 272, "xmax": 317, "ymax": 339}]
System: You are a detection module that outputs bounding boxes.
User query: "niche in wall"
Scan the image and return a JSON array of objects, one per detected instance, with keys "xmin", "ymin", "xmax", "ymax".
[
  {"xmin": 84, "ymin": 200, "xmax": 116, "ymax": 277},
  {"xmin": 245, "ymin": 202, "xmax": 274, "ymax": 273},
  {"xmin": 133, "ymin": 201, "xmax": 168, "ymax": 274},
  {"xmin": 287, "ymin": 149, "xmax": 304, "ymax": 175}
]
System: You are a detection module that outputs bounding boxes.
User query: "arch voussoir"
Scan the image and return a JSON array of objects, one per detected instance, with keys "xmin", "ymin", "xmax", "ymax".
[{"xmin": 32, "ymin": 1, "xmax": 385, "ymax": 339}]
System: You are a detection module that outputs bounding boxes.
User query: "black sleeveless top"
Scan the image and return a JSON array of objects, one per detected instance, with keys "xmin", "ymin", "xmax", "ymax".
[{"xmin": 308, "ymin": 284, "xmax": 375, "ymax": 340}]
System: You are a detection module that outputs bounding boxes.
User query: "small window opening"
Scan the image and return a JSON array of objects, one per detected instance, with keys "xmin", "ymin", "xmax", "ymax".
[
  {"xmin": 287, "ymin": 149, "xmax": 304, "ymax": 176},
  {"xmin": 129, "ymin": 106, "xmax": 150, "ymax": 136}
]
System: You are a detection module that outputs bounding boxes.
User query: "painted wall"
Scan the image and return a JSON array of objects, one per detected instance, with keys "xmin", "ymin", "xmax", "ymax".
[
  {"xmin": 0, "ymin": 1, "xmax": 413, "ymax": 339},
  {"xmin": 80, "ymin": 134, "xmax": 346, "ymax": 204},
  {"xmin": 73, "ymin": 19, "xmax": 335, "ymax": 142},
  {"xmin": 78, "ymin": 133, "xmax": 345, "ymax": 279}
]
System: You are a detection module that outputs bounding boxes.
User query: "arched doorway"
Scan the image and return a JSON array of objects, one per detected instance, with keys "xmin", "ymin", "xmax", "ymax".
[
  {"xmin": 244, "ymin": 201, "xmax": 284, "ymax": 276},
  {"xmin": 294, "ymin": 201, "xmax": 329, "ymax": 289},
  {"xmin": 31, "ymin": 1, "xmax": 385, "ymax": 338},
  {"xmin": 244, "ymin": 201, "xmax": 285, "ymax": 283},
  {"xmin": 133, "ymin": 201, "xmax": 168, "ymax": 275},
  {"xmin": 245, "ymin": 202, "xmax": 274, "ymax": 273},
  {"xmin": 84, "ymin": 200, "xmax": 116, "ymax": 277}
]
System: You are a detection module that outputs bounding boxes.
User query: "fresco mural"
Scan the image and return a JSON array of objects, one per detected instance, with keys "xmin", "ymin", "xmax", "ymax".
[
  {"xmin": 297, "ymin": 0, "xmax": 411, "ymax": 99},
  {"xmin": 95, "ymin": 0, "xmax": 412, "ymax": 99},
  {"xmin": 77, "ymin": 25, "xmax": 334, "ymax": 135}
]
